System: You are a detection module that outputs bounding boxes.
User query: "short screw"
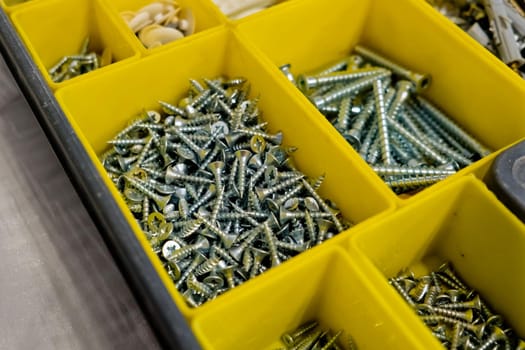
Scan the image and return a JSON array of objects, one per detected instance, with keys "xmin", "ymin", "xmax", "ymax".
[{"xmin": 281, "ymin": 321, "xmax": 318, "ymax": 347}]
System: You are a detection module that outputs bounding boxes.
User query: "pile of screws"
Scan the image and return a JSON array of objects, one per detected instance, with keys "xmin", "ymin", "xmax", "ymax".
[
  {"xmin": 281, "ymin": 45, "xmax": 491, "ymax": 194},
  {"xmin": 212, "ymin": 0, "xmax": 279, "ymax": 19},
  {"xmin": 276, "ymin": 321, "xmax": 357, "ymax": 350},
  {"xmin": 121, "ymin": 1, "xmax": 195, "ymax": 49},
  {"xmin": 101, "ymin": 77, "xmax": 349, "ymax": 307},
  {"xmin": 390, "ymin": 262, "xmax": 525, "ymax": 349},
  {"xmin": 49, "ymin": 37, "xmax": 111, "ymax": 83},
  {"xmin": 427, "ymin": 0, "xmax": 525, "ymax": 77}
]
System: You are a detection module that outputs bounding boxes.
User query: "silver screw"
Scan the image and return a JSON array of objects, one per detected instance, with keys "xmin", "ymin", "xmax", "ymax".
[
  {"xmin": 373, "ymin": 78, "xmax": 394, "ymax": 165},
  {"xmin": 354, "ymin": 45, "xmax": 431, "ymax": 92}
]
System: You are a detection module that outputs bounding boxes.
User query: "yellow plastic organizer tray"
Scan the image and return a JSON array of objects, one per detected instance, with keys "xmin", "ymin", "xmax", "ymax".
[{"xmin": 2, "ymin": 0, "xmax": 525, "ymax": 348}]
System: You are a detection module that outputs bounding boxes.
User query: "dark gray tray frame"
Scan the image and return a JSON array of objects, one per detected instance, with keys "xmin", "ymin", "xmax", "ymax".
[{"xmin": 0, "ymin": 8, "xmax": 201, "ymax": 350}]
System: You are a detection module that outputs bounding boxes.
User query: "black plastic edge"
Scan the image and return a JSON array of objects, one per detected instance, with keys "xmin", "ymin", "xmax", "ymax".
[
  {"xmin": 486, "ymin": 140, "xmax": 525, "ymax": 223},
  {"xmin": 0, "ymin": 8, "xmax": 201, "ymax": 350}
]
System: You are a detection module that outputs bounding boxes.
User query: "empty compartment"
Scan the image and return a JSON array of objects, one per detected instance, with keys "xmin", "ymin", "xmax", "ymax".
[
  {"xmin": 11, "ymin": 0, "xmax": 138, "ymax": 89},
  {"xmin": 350, "ymin": 176, "xmax": 525, "ymax": 348},
  {"xmin": 192, "ymin": 247, "xmax": 425, "ymax": 349}
]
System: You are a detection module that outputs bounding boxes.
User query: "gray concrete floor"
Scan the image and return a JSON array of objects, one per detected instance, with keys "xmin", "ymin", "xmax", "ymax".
[{"xmin": 0, "ymin": 57, "xmax": 160, "ymax": 349}]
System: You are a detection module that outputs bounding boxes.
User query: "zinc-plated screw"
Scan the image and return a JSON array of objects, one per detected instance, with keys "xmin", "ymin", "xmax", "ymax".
[
  {"xmin": 175, "ymin": 252, "xmax": 207, "ymax": 288},
  {"xmin": 301, "ymin": 178, "xmax": 345, "ymax": 232},
  {"xmin": 310, "ymin": 72, "xmax": 390, "ymax": 108},
  {"xmin": 235, "ymin": 150, "xmax": 252, "ymax": 199},
  {"xmin": 262, "ymin": 222, "xmax": 281, "ymax": 267},
  {"xmin": 170, "ymin": 127, "xmax": 209, "ymax": 160},
  {"xmin": 409, "ymin": 276, "xmax": 432, "ymax": 302},
  {"xmin": 279, "ymin": 207, "xmax": 331, "ymax": 224},
  {"xmin": 372, "ymin": 165, "xmax": 455, "ymax": 177},
  {"xmin": 373, "ymin": 78, "xmax": 393, "ymax": 165},
  {"xmin": 255, "ymin": 174, "xmax": 304, "ymax": 200},
  {"xmin": 279, "ymin": 63, "xmax": 296, "ymax": 85},
  {"xmin": 344, "ymin": 97, "xmax": 375, "ymax": 148},
  {"xmin": 316, "ymin": 219, "xmax": 334, "ymax": 246},
  {"xmin": 291, "ymin": 330, "xmax": 324, "ymax": 350},
  {"xmin": 219, "ymin": 265, "xmax": 236, "ymax": 289},
  {"xmin": 124, "ymin": 175, "xmax": 171, "ymax": 210},
  {"xmin": 430, "ymin": 307, "xmax": 474, "ymax": 323},
  {"xmin": 162, "ymin": 237, "xmax": 209, "ymax": 262},
  {"xmin": 385, "ymin": 175, "xmax": 448, "ymax": 190},
  {"xmin": 354, "ymin": 45, "xmax": 431, "ymax": 92},
  {"xmin": 416, "ymin": 96, "xmax": 490, "ymax": 157},
  {"xmin": 320, "ymin": 330, "xmax": 343, "ymax": 350},
  {"xmin": 335, "ymin": 97, "xmax": 353, "ymax": 131},
  {"xmin": 438, "ymin": 262, "xmax": 469, "ymax": 291},
  {"xmin": 237, "ymin": 127, "xmax": 283, "ymax": 145},
  {"xmin": 249, "ymin": 247, "xmax": 268, "ymax": 279},
  {"xmin": 165, "ymin": 166, "xmax": 214, "ymax": 185},
  {"xmin": 387, "ymin": 80, "xmax": 414, "ymax": 119},
  {"xmin": 297, "ymin": 67, "xmax": 388, "ymax": 92},
  {"xmin": 194, "ymin": 256, "xmax": 221, "ymax": 277},
  {"xmin": 281, "ymin": 321, "xmax": 318, "ymax": 347},
  {"xmin": 314, "ymin": 58, "xmax": 352, "ymax": 76},
  {"xmin": 388, "ymin": 115, "xmax": 450, "ymax": 165},
  {"xmin": 194, "ymin": 213, "xmax": 237, "ymax": 249},
  {"xmin": 389, "ymin": 278, "xmax": 416, "ymax": 306},
  {"xmin": 186, "ymin": 274, "xmax": 214, "ymax": 299},
  {"xmin": 448, "ymin": 323, "xmax": 462, "ymax": 350},
  {"xmin": 228, "ymin": 226, "xmax": 263, "ymax": 261},
  {"xmin": 477, "ymin": 327, "xmax": 507, "ymax": 350}
]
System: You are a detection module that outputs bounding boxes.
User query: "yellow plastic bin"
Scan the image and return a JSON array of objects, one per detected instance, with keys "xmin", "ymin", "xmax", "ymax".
[
  {"xmin": 192, "ymin": 246, "xmax": 427, "ymax": 350},
  {"xmin": 1, "ymin": 0, "xmax": 525, "ymax": 348},
  {"xmin": 10, "ymin": 0, "xmax": 140, "ymax": 90},
  {"xmin": 55, "ymin": 27, "xmax": 397, "ymax": 319},
  {"xmin": 349, "ymin": 175, "xmax": 525, "ymax": 348},
  {"xmin": 237, "ymin": 0, "xmax": 525, "ymax": 204}
]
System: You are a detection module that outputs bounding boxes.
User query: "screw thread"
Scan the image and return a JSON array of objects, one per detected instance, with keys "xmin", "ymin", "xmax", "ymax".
[
  {"xmin": 238, "ymin": 127, "xmax": 283, "ymax": 145},
  {"xmin": 186, "ymin": 274, "xmax": 213, "ymax": 298},
  {"xmin": 417, "ymin": 96, "xmax": 490, "ymax": 156},
  {"xmin": 263, "ymin": 222, "xmax": 281, "ymax": 267},
  {"xmin": 312, "ymin": 72, "xmax": 390, "ymax": 108},
  {"xmin": 211, "ymin": 246, "xmax": 238, "ymax": 267},
  {"xmin": 256, "ymin": 174, "xmax": 304, "ymax": 199},
  {"xmin": 314, "ymin": 58, "xmax": 351, "ymax": 76},
  {"xmin": 301, "ymin": 179, "xmax": 344, "ymax": 232},
  {"xmin": 335, "ymin": 97, "xmax": 353, "ymax": 131},
  {"xmin": 194, "ymin": 256, "xmax": 221, "ymax": 276},
  {"xmin": 373, "ymin": 79, "xmax": 393, "ymax": 165},
  {"xmin": 354, "ymin": 45, "xmax": 430, "ymax": 91},
  {"xmin": 387, "ymin": 115, "xmax": 450, "ymax": 165},
  {"xmin": 359, "ymin": 123, "xmax": 378, "ymax": 159},
  {"xmin": 176, "ymin": 254, "xmax": 205, "ymax": 288},
  {"xmin": 372, "ymin": 165, "xmax": 455, "ymax": 177},
  {"xmin": 389, "ymin": 278, "xmax": 416, "ymax": 306},
  {"xmin": 385, "ymin": 174, "xmax": 448, "ymax": 190},
  {"xmin": 165, "ymin": 168, "xmax": 214, "ymax": 185},
  {"xmin": 299, "ymin": 67, "xmax": 388, "ymax": 91},
  {"xmin": 158, "ymin": 100, "xmax": 186, "ymax": 117}
]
